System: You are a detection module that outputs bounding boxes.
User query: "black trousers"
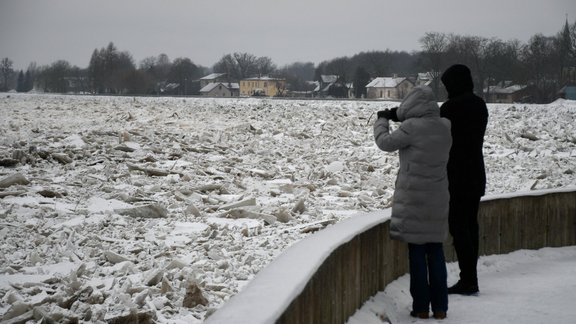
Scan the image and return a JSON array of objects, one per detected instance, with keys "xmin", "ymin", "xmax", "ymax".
[{"xmin": 448, "ymin": 193, "xmax": 481, "ymax": 286}]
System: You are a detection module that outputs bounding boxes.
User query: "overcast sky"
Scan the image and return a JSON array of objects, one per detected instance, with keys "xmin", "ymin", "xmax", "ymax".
[{"xmin": 1, "ymin": 0, "xmax": 575, "ymax": 70}]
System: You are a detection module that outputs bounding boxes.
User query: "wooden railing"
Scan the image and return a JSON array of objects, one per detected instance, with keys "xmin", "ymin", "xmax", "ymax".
[{"xmin": 205, "ymin": 188, "xmax": 576, "ymax": 324}]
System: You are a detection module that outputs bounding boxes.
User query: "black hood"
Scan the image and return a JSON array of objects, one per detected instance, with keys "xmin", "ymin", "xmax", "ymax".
[{"xmin": 441, "ymin": 64, "xmax": 474, "ymax": 98}]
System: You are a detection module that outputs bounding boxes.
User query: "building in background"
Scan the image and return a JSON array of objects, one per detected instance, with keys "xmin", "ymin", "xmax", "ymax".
[
  {"xmin": 365, "ymin": 76, "xmax": 414, "ymax": 100},
  {"xmin": 485, "ymin": 84, "xmax": 531, "ymax": 103},
  {"xmin": 199, "ymin": 82, "xmax": 239, "ymax": 97},
  {"xmin": 199, "ymin": 73, "xmax": 227, "ymax": 89},
  {"xmin": 557, "ymin": 85, "xmax": 576, "ymax": 100},
  {"xmin": 240, "ymin": 77, "xmax": 286, "ymax": 97}
]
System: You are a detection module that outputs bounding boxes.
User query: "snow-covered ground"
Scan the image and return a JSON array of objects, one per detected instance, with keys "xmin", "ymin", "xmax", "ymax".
[
  {"xmin": 348, "ymin": 246, "xmax": 576, "ymax": 324},
  {"xmin": 0, "ymin": 93, "xmax": 574, "ymax": 322}
]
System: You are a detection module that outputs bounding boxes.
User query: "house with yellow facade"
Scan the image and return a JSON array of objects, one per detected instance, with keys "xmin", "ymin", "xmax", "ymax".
[{"xmin": 239, "ymin": 77, "xmax": 286, "ymax": 97}]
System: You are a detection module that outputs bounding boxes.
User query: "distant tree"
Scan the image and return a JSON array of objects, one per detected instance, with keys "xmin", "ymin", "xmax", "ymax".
[
  {"xmin": 1, "ymin": 57, "xmax": 14, "ymax": 91},
  {"xmin": 38, "ymin": 60, "xmax": 72, "ymax": 93},
  {"xmin": 445, "ymin": 34, "xmax": 490, "ymax": 96},
  {"xmin": 282, "ymin": 62, "xmax": 315, "ymax": 81},
  {"xmin": 419, "ymin": 32, "xmax": 448, "ymax": 94},
  {"xmin": 139, "ymin": 56, "xmax": 157, "ymax": 71},
  {"xmin": 352, "ymin": 51, "xmax": 391, "ymax": 77},
  {"xmin": 521, "ymin": 34, "xmax": 557, "ymax": 102},
  {"xmin": 233, "ymin": 52, "xmax": 258, "ymax": 79},
  {"xmin": 314, "ymin": 61, "xmax": 328, "ymax": 81},
  {"xmin": 24, "ymin": 70, "xmax": 33, "ymax": 92},
  {"xmin": 88, "ymin": 49, "xmax": 104, "ymax": 93},
  {"xmin": 255, "ymin": 56, "xmax": 277, "ymax": 77},
  {"xmin": 483, "ymin": 39, "xmax": 523, "ymax": 88},
  {"xmin": 138, "ymin": 55, "xmax": 168, "ymax": 94},
  {"xmin": 109, "ymin": 51, "xmax": 136, "ymax": 93},
  {"xmin": 124, "ymin": 69, "xmax": 152, "ymax": 95},
  {"xmin": 24, "ymin": 62, "xmax": 37, "ymax": 92},
  {"xmin": 213, "ymin": 54, "xmax": 239, "ymax": 81},
  {"xmin": 352, "ymin": 66, "xmax": 370, "ymax": 98},
  {"xmin": 213, "ymin": 52, "xmax": 277, "ymax": 81},
  {"xmin": 16, "ymin": 70, "xmax": 25, "ymax": 92},
  {"xmin": 168, "ymin": 57, "xmax": 199, "ymax": 95},
  {"xmin": 386, "ymin": 51, "xmax": 420, "ymax": 76},
  {"xmin": 277, "ymin": 62, "xmax": 315, "ymax": 92},
  {"xmin": 274, "ymin": 80, "xmax": 287, "ymax": 97},
  {"xmin": 155, "ymin": 53, "xmax": 171, "ymax": 82},
  {"xmin": 325, "ymin": 57, "xmax": 351, "ymax": 98},
  {"xmin": 70, "ymin": 66, "xmax": 89, "ymax": 94},
  {"xmin": 88, "ymin": 42, "xmax": 136, "ymax": 94},
  {"xmin": 325, "ymin": 57, "xmax": 350, "ymax": 83}
]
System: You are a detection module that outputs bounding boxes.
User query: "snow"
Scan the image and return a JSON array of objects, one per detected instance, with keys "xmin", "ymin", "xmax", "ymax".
[
  {"xmin": 366, "ymin": 77, "xmax": 407, "ymax": 88},
  {"xmin": 206, "ymin": 210, "xmax": 391, "ymax": 324},
  {"xmin": 348, "ymin": 246, "xmax": 576, "ymax": 324},
  {"xmin": 0, "ymin": 93, "xmax": 575, "ymax": 322}
]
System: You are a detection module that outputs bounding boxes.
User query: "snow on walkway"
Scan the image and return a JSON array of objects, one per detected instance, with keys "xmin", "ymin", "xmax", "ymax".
[{"xmin": 348, "ymin": 246, "xmax": 576, "ymax": 324}]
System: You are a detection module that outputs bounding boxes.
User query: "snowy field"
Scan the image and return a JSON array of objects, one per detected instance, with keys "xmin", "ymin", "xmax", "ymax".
[{"xmin": 0, "ymin": 93, "xmax": 575, "ymax": 322}]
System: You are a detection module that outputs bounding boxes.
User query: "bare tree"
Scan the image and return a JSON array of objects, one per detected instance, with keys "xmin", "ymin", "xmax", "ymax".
[
  {"xmin": 233, "ymin": 52, "xmax": 258, "ymax": 79},
  {"xmin": 446, "ymin": 35, "xmax": 490, "ymax": 96},
  {"xmin": 155, "ymin": 54, "xmax": 171, "ymax": 81},
  {"xmin": 1, "ymin": 57, "xmax": 14, "ymax": 91},
  {"xmin": 325, "ymin": 57, "xmax": 350, "ymax": 82},
  {"xmin": 277, "ymin": 62, "xmax": 315, "ymax": 92},
  {"xmin": 38, "ymin": 60, "xmax": 72, "ymax": 93},
  {"xmin": 214, "ymin": 53, "xmax": 277, "ymax": 81},
  {"xmin": 25, "ymin": 62, "xmax": 38, "ymax": 92},
  {"xmin": 255, "ymin": 56, "xmax": 276, "ymax": 77},
  {"xmin": 322, "ymin": 57, "xmax": 350, "ymax": 98},
  {"xmin": 521, "ymin": 34, "xmax": 557, "ymax": 102},
  {"xmin": 353, "ymin": 66, "xmax": 370, "ymax": 98},
  {"xmin": 355, "ymin": 51, "xmax": 391, "ymax": 77},
  {"xmin": 419, "ymin": 32, "xmax": 447, "ymax": 94},
  {"xmin": 88, "ymin": 42, "xmax": 136, "ymax": 94},
  {"xmin": 138, "ymin": 55, "xmax": 171, "ymax": 94},
  {"xmin": 213, "ymin": 54, "xmax": 240, "ymax": 81},
  {"xmin": 168, "ymin": 57, "xmax": 199, "ymax": 95},
  {"xmin": 483, "ymin": 38, "xmax": 522, "ymax": 92}
]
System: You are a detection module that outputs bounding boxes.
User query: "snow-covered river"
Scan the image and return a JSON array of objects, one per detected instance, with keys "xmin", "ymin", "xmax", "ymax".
[{"xmin": 1, "ymin": 94, "xmax": 574, "ymax": 322}]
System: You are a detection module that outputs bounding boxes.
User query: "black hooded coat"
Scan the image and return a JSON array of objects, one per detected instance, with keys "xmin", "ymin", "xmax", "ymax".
[{"xmin": 440, "ymin": 64, "xmax": 488, "ymax": 196}]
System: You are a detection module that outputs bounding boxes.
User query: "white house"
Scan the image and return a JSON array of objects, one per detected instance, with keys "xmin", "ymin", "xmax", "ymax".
[
  {"xmin": 365, "ymin": 77, "xmax": 414, "ymax": 100},
  {"xmin": 199, "ymin": 82, "xmax": 240, "ymax": 97}
]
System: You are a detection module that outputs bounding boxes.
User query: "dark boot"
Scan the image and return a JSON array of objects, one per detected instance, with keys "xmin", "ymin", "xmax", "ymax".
[
  {"xmin": 448, "ymin": 281, "xmax": 479, "ymax": 295},
  {"xmin": 410, "ymin": 311, "xmax": 429, "ymax": 319},
  {"xmin": 433, "ymin": 311, "xmax": 447, "ymax": 319}
]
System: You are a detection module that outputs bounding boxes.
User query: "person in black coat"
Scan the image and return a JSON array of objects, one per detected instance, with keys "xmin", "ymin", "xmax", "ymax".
[{"xmin": 440, "ymin": 64, "xmax": 488, "ymax": 295}]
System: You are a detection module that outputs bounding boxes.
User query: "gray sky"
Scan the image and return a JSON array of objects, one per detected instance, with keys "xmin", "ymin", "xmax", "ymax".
[{"xmin": 1, "ymin": 0, "xmax": 574, "ymax": 70}]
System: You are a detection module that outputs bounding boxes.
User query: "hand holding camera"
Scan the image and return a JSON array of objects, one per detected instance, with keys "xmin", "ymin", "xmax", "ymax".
[{"xmin": 377, "ymin": 107, "xmax": 399, "ymax": 122}]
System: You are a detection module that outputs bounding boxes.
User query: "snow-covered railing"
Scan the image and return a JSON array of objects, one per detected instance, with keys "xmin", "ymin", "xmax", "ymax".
[{"xmin": 205, "ymin": 188, "xmax": 576, "ymax": 324}]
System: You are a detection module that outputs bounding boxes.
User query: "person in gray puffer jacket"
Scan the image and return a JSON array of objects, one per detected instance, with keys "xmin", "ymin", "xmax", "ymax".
[{"xmin": 373, "ymin": 85, "xmax": 452, "ymax": 320}]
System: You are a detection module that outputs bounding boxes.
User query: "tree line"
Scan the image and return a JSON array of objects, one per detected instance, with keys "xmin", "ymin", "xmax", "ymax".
[{"xmin": 1, "ymin": 20, "xmax": 575, "ymax": 103}]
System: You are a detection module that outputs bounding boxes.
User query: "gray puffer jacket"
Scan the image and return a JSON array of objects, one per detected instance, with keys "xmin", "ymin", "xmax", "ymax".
[{"xmin": 374, "ymin": 85, "xmax": 452, "ymax": 244}]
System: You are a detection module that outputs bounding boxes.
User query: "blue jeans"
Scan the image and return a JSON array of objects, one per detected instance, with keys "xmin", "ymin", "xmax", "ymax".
[{"xmin": 408, "ymin": 243, "xmax": 448, "ymax": 313}]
